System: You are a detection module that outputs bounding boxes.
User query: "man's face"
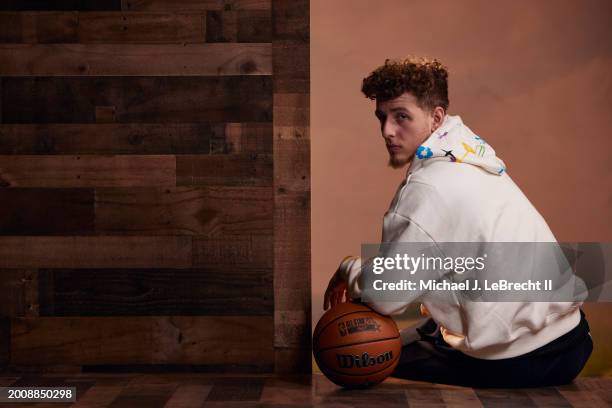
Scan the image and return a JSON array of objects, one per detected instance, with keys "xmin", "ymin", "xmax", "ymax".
[{"xmin": 375, "ymin": 92, "xmax": 436, "ymax": 169}]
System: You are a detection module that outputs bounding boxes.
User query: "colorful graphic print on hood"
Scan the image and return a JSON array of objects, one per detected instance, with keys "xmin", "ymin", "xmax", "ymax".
[{"xmin": 411, "ymin": 115, "xmax": 506, "ymax": 176}]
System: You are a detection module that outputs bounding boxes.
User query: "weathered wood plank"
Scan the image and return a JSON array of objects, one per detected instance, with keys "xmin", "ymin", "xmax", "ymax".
[
  {"xmin": 0, "ymin": 188, "xmax": 94, "ymax": 235},
  {"xmin": 38, "ymin": 267, "xmax": 272, "ymax": 316},
  {"xmin": 122, "ymin": 0, "xmax": 270, "ymax": 11},
  {"xmin": 1, "ymin": 76, "xmax": 272, "ymax": 123},
  {"xmin": 440, "ymin": 388, "xmax": 484, "ymax": 407},
  {"xmin": 272, "ymin": 0, "xmax": 308, "ymax": 41},
  {"xmin": 0, "ymin": 44, "xmax": 271, "ymax": 76},
  {"xmin": 474, "ymin": 389, "xmax": 537, "ymax": 408},
  {"xmin": 0, "ymin": 1, "xmax": 122, "ymax": 11},
  {"xmin": 11, "ymin": 316, "xmax": 274, "ymax": 366},
  {"xmin": 192, "ymin": 234, "xmax": 272, "ymax": 269},
  {"xmin": 273, "ymin": 138, "xmax": 310, "ymax": 307},
  {"xmin": 31, "ymin": 11, "xmax": 79, "ymax": 43},
  {"xmin": 107, "ymin": 383, "xmax": 175, "ymax": 408},
  {"xmin": 524, "ymin": 388, "xmax": 571, "ymax": 408},
  {"xmin": 274, "ymin": 138, "xmax": 309, "ymax": 193},
  {"xmin": 95, "ymin": 105, "xmax": 116, "ymax": 123},
  {"xmin": 211, "ymin": 122, "xmax": 272, "ymax": 154},
  {"xmin": 164, "ymin": 384, "xmax": 212, "ymax": 408},
  {"xmin": 274, "ymin": 125, "xmax": 308, "ymax": 141},
  {"xmin": 0, "ymin": 123, "xmax": 271, "ymax": 154},
  {"xmin": 0, "ymin": 11, "xmax": 271, "ymax": 44},
  {"xmin": 0, "ymin": 13, "xmax": 23, "ymax": 42},
  {"xmin": 274, "ymin": 174, "xmax": 310, "ymax": 371},
  {"xmin": 206, "ymin": 10, "xmax": 271, "ymax": 43},
  {"xmin": 77, "ymin": 12, "xmax": 204, "ymax": 43},
  {"xmin": 274, "ymin": 93, "xmax": 309, "ymax": 127},
  {"xmin": 272, "ymin": 0, "xmax": 310, "ymax": 374},
  {"xmin": 0, "ymin": 269, "xmax": 39, "ymax": 318},
  {"xmin": 0, "ymin": 317, "xmax": 8, "ymax": 368},
  {"xmin": 72, "ymin": 385, "xmax": 125, "ymax": 408},
  {"xmin": 95, "ymin": 186, "xmax": 272, "ymax": 235},
  {"xmin": 273, "ymin": 192, "xmax": 310, "ymax": 274},
  {"xmin": 0, "ymin": 124, "xmax": 213, "ymax": 154},
  {"xmin": 176, "ymin": 153, "xmax": 272, "ymax": 186},
  {"xmin": 0, "ymin": 236, "xmax": 192, "ymax": 268},
  {"xmin": 205, "ymin": 377, "xmax": 264, "ymax": 401},
  {"xmin": 272, "ymin": 40, "xmax": 308, "ymax": 93},
  {"xmin": 0, "ymin": 155, "xmax": 175, "ymax": 187},
  {"xmin": 405, "ymin": 387, "xmax": 446, "ymax": 407}
]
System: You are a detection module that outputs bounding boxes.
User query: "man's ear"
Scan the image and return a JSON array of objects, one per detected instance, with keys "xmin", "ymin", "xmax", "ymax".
[{"xmin": 431, "ymin": 106, "xmax": 445, "ymax": 131}]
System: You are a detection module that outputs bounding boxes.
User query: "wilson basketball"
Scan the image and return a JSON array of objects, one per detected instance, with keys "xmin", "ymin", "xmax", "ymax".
[{"xmin": 313, "ymin": 302, "xmax": 401, "ymax": 388}]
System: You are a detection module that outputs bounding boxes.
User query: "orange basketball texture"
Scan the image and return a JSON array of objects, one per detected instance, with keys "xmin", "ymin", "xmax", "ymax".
[{"xmin": 313, "ymin": 302, "xmax": 401, "ymax": 388}]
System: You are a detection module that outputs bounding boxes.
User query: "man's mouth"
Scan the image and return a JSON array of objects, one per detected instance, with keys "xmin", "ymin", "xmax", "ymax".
[{"xmin": 387, "ymin": 145, "xmax": 402, "ymax": 152}]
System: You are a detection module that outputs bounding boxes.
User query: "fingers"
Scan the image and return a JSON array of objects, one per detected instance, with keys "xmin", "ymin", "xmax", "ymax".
[
  {"xmin": 327, "ymin": 288, "xmax": 347, "ymax": 309},
  {"xmin": 324, "ymin": 276, "xmax": 349, "ymax": 310}
]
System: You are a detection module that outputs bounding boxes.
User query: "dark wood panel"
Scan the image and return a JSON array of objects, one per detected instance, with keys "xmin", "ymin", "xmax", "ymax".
[
  {"xmin": 474, "ymin": 389, "xmax": 538, "ymax": 407},
  {"xmin": 176, "ymin": 153, "xmax": 272, "ymax": 186},
  {"xmin": 108, "ymin": 383, "xmax": 175, "ymax": 408},
  {"xmin": 0, "ymin": 13, "xmax": 23, "ymax": 42},
  {"xmin": 0, "ymin": 11, "xmax": 271, "ymax": 44},
  {"xmin": 274, "ymin": 192, "xmax": 310, "ymax": 307},
  {"xmin": 206, "ymin": 377, "xmax": 264, "ymax": 401},
  {"xmin": 272, "ymin": 0, "xmax": 308, "ymax": 41},
  {"xmin": 193, "ymin": 234, "xmax": 272, "ymax": 269},
  {"xmin": 0, "ymin": 44, "xmax": 271, "ymax": 76},
  {"xmin": 211, "ymin": 122, "xmax": 272, "ymax": 154},
  {"xmin": 274, "ymin": 137, "xmax": 309, "ymax": 192},
  {"xmin": 78, "ymin": 363, "xmax": 271, "ymax": 373},
  {"xmin": 95, "ymin": 186, "xmax": 272, "ymax": 235},
  {"xmin": 0, "ymin": 1, "xmax": 122, "ymax": 11},
  {"xmin": 0, "ymin": 155, "xmax": 175, "ymax": 187},
  {"xmin": 0, "ymin": 123, "xmax": 216, "ymax": 154},
  {"xmin": 272, "ymin": 0, "xmax": 310, "ymax": 374},
  {"xmin": 206, "ymin": 11, "xmax": 271, "ymax": 42},
  {"xmin": 38, "ymin": 267, "xmax": 272, "ymax": 316},
  {"xmin": 0, "ymin": 12, "xmax": 204, "ymax": 44},
  {"xmin": 272, "ymin": 40, "xmax": 309, "ymax": 93},
  {"xmin": 1, "ymin": 76, "xmax": 272, "ymax": 123},
  {"xmin": 274, "ymin": 93, "xmax": 309, "ymax": 127},
  {"xmin": 0, "ymin": 316, "xmax": 9, "ymax": 368},
  {"xmin": 77, "ymin": 12, "xmax": 204, "ymax": 43},
  {"xmin": 11, "ymin": 316, "xmax": 274, "ymax": 365},
  {"xmin": 0, "ymin": 123, "xmax": 271, "ymax": 154},
  {"xmin": 0, "ymin": 269, "xmax": 38, "ymax": 317},
  {"xmin": 122, "ymin": 0, "xmax": 270, "ymax": 11},
  {"xmin": 0, "ymin": 188, "xmax": 94, "ymax": 235},
  {"xmin": 0, "ymin": 236, "xmax": 192, "ymax": 268}
]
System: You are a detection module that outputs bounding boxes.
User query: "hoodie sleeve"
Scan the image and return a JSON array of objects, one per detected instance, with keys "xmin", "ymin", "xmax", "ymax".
[{"xmin": 342, "ymin": 212, "xmax": 448, "ymax": 316}]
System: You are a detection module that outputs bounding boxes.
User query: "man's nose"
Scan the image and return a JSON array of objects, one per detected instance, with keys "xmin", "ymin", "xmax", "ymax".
[{"xmin": 382, "ymin": 119, "xmax": 395, "ymax": 140}]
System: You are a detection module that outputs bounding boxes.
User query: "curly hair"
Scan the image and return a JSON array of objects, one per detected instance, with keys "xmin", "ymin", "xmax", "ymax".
[{"xmin": 361, "ymin": 56, "xmax": 449, "ymax": 112}]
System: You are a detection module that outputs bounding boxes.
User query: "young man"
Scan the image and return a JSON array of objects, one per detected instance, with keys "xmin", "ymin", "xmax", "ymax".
[{"xmin": 323, "ymin": 57, "xmax": 593, "ymax": 388}]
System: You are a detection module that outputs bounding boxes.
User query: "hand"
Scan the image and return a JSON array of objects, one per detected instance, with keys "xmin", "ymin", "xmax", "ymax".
[{"xmin": 323, "ymin": 257, "xmax": 355, "ymax": 310}]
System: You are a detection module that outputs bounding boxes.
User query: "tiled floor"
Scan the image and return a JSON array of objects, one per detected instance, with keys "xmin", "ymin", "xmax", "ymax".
[{"xmin": 0, "ymin": 373, "xmax": 610, "ymax": 407}]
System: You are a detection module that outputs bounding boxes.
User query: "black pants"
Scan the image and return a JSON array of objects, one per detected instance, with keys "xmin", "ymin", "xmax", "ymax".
[{"xmin": 391, "ymin": 309, "xmax": 593, "ymax": 388}]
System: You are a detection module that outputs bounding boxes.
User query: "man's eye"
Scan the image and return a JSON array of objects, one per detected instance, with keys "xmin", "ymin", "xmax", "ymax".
[{"xmin": 397, "ymin": 113, "xmax": 409, "ymax": 120}]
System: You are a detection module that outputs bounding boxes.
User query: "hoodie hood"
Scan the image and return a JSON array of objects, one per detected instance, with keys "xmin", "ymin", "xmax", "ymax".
[{"xmin": 408, "ymin": 115, "xmax": 506, "ymax": 176}]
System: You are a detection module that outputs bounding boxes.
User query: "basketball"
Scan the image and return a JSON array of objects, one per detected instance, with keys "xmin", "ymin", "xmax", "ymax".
[{"xmin": 313, "ymin": 302, "xmax": 401, "ymax": 388}]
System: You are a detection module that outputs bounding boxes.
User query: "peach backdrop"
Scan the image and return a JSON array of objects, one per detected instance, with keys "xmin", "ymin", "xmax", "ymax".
[{"xmin": 311, "ymin": 0, "xmax": 612, "ymax": 374}]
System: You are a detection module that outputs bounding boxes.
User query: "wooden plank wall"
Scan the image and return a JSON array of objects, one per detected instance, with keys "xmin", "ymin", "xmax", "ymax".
[
  {"xmin": 271, "ymin": 0, "xmax": 310, "ymax": 373},
  {"xmin": 0, "ymin": 0, "xmax": 310, "ymax": 374}
]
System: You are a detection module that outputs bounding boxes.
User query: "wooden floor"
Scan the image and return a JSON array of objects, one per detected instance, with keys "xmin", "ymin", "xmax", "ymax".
[{"xmin": 0, "ymin": 373, "xmax": 610, "ymax": 407}]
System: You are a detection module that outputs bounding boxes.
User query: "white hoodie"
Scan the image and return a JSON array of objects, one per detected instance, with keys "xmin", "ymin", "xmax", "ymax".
[{"xmin": 342, "ymin": 115, "xmax": 582, "ymax": 360}]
